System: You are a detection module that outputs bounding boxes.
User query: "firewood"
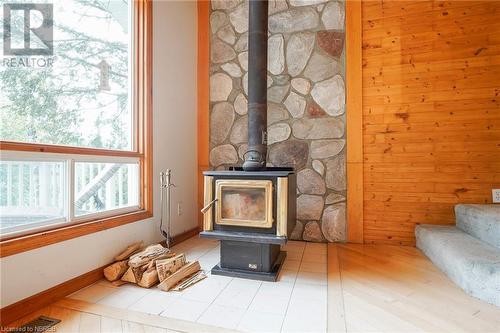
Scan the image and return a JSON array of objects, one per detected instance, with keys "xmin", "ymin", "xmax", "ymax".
[
  {"xmin": 171, "ymin": 271, "xmax": 207, "ymax": 291},
  {"xmin": 121, "ymin": 267, "xmax": 137, "ymax": 283},
  {"xmin": 128, "ymin": 244, "xmax": 170, "ymax": 268},
  {"xmin": 114, "ymin": 241, "xmax": 144, "ymax": 261},
  {"xmin": 134, "ymin": 253, "xmax": 176, "ymax": 288},
  {"xmin": 138, "ymin": 267, "xmax": 159, "ymax": 288},
  {"xmin": 156, "ymin": 254, "xmax": 186, "ymax": 282},
  {"xmin": 147, "ymin": 252, "xmax": 177, "ymax": 270},
  {"xmin": 158, "ymin": 261, "xmax": 201, "ymax": 292},
  {"xmin": 103, "ymin": 260, "xmax": 128, "ymax": 281},
  {"xmin": 132, "ymin": 264, "xmax": 149, "ymax": 282}
]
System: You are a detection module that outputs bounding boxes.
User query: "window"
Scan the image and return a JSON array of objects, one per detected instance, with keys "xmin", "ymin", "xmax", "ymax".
[
  {"xmin": 74, "ymin": 161, "xmax": 139, "ymax": 217},
  {"xmin": 0, "ymin": 159, "xmax": 66, "ymax": 234},
  {"xmin": 0, "ymin": 0, "xmax": 152, "ymax": 249}
]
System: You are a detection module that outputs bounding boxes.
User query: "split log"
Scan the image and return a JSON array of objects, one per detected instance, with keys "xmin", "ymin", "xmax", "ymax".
[
  {"xmin": 121, "ymin": 267, "xmax": 137, "ymax": 283},
  {"xmin": 158, "ymin": 261, "xmax": 201, "ymax": 292},
  {"xmin": 147, "ymin": 252, "xmax": 177, "ymax": 269},
  {"xmin": 131, "ymin": 264, "xmax": 149, "ymax": 282},
  {"xmin": 156, "ymin": 254, "xmax": 186, "ymax": 282},
  {"xmin": 138, "ymin": 267, "xmax": 159, "ymax": 288},
  {"xmin": 171, "ymin": 271, "xmax": 207, "ymax": 291},
  {"xmin": 114, "ymin": 241, "xmax": 144, "ymax": 261},
  {"xmin": 103, "ymin": 260, "xmax": 128, "ymax": 281},
  {"xmin": 128, "ymin": 244, "xmax": 170, "ymax": 268}
]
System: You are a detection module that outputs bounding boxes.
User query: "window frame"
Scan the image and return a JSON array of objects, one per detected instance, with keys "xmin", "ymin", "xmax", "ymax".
[{"xmin": 0, "ymin": 0, "xmax": 153, "ymax": 258}]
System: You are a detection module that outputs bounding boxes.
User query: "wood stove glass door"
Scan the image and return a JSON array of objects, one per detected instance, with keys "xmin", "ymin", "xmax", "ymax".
[{"xmin": 215, "ymin": 179, "xmax": 273, "ymax": 228}]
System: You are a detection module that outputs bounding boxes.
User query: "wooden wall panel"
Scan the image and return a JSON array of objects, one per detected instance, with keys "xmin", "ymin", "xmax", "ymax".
[{"xmin": 362, "ymin": 1, "xmax": 500, "ymax": 246}]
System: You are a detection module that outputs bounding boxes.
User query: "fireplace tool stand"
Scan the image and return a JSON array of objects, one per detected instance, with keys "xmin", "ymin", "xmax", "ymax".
[{"xmin": 160, "ymin": 169, "xmax": 176, "ymax": 248}]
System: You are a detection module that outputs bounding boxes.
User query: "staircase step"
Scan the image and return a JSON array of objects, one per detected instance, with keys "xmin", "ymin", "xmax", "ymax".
[
  {"xmin": 415, "ymin": 224, "xmax": 500, "ymax": 307},
  {"xmin": 455, "ymin": 204, "xmax": 500, "ymax": 249}
]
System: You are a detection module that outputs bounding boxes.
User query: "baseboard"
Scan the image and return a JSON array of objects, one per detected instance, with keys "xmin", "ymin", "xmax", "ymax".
[
  {"xmin": 0, "ymin": 229, "xmax": 201, "ymax": 326},
  {"xmin": 0, "ymin": 265, "xmax": 104, "ymax": 326},
  {"xmin": 173, "ymin": 226, "xmax": 202, "ymax": 243},
  {"xmin": 161, "ymin": 226, "xmax": 201, "ymax": 247}
]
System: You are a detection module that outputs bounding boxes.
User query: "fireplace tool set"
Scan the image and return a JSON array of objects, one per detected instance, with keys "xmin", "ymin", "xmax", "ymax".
[{"xmin": 160, "ymin": 169, "xmax": 176, "ymax": 248}]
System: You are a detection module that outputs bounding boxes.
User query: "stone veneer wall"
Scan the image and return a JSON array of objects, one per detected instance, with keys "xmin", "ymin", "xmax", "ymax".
[{"xmin": 208, "ymin": 0, "xmax": 346, "ymax": 242}]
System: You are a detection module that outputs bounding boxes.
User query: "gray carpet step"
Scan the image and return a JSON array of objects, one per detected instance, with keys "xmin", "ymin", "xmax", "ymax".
[
  {"xmin": 455, "ymin": 204, "xmax": 500, "ymax": 249},
  {"xmin": 415, "ymin": 224, "xmax": 500, "ymax": 307}
]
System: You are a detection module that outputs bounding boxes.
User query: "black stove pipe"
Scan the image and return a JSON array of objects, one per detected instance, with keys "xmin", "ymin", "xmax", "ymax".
[{"xmin": 242, "ymin": 0, "xmax": 268, "ymax": 171}]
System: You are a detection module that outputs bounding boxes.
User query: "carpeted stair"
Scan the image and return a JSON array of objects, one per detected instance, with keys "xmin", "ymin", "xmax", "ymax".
[{"xmin": 415, "ymin": 204, "xmax": 500, "ymax": 307}]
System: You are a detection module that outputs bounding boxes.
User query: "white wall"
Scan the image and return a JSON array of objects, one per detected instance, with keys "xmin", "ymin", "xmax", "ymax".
[{"xmin": 0, "ymin": 0, "xmax": 198, "ymax": 308}]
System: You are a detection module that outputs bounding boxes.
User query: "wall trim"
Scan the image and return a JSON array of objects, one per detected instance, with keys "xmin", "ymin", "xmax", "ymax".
[
  {"xmin": 197, "ymin": 0, "xmax": 210, "ymax": 229},
  {"xmin": 161, "ymin": 226, "xmax": 202, "ymax": 247},
  {"xmin": 0, "ymin": 227, "xmax": 200, "ymax": 327},
  {"xmin": 346, "ymin": 0, "xmax": 364, "ymax": 243},
  {"xmin": 0, "ymin": 211, "xmax": 153, "ymax": 258}
]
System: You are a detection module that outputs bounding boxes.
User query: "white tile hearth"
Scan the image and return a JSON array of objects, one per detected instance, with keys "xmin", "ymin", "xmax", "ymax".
[
  {"xmin": 159, "ymin": 298, "xmax": 211, "ymax": 322},
  {"xmin": 198, "ymin": 304, "xmax": 246, "ymax": 329},
  {"xmin": 68, "ymin": 237, "xmax": 328, "ymax": 332},
  {"xmin": 128, "ymin": 290, "xmax": 178, "ymax": 315},
  {"xmin": 282, "ymin": 295, "xmax": 327, "ymax": 333},
  {"xmin": 68, "ymin": 283, "xmax": 117, "ymax": 303},
  {"xmin": 248, "ymin": 292, "xmax": 290, "ymax": 316},
  {"xmin": 97, "ymin": 287, "xmax": 150, "ymax": 309},
  {"xmin": 214, "ymin": 278, "xmax": 262, "ymax": 309},
  {"xmin": 238, "ymin": 310, "xmax": 284, "ymax": 333},
  {"xmin": 259, "ymin": 281, "xmax": 294, "ymax": 299},
  {"xmin": 182, "ymin": 274, "xmax": 231, "ymax": 303}
]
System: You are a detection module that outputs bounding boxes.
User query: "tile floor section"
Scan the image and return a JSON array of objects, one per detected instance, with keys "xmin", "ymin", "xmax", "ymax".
[{"xmin": 69, "ymin": 237, "xmax": 327, "ymax": 332}]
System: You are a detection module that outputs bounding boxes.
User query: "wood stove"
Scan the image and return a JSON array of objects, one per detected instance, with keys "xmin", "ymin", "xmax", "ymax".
[
  {"xmin": 200, "ymin": 0, "xmax": 295, "ymax": 281},
  {"xmin": 200, "ymin": 167, "xmax": 296, "ymax": 281}
]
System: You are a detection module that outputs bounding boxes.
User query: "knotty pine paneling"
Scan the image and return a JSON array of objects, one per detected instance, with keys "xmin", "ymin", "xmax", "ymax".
[{"xmin": 362, "ymin": 1, "xmax": 500, "ymax": 246}]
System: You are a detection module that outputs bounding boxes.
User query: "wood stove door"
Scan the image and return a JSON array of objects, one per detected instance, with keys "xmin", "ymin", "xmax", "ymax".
[{"xmin": 215, "ymin": 179, "xmax": 273, "ymax": 228}]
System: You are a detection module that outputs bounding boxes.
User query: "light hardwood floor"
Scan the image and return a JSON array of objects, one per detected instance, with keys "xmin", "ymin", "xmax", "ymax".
[
  {"xmin": 5, "ymin": 243, "xmax": 500, "ymax": 333},
  {"xmin": 328, "ymin": 244, "xmax": 500, "ymax": 333}
]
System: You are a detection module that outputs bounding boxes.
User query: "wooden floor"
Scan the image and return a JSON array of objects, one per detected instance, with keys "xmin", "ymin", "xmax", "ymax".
[
  {"xmin": 4, "ymin": 244, "xmax": 500, "ymax": 333},
  {"xmin": 328, "ymin": 244, "xmax": 500, "ymax": 333}
]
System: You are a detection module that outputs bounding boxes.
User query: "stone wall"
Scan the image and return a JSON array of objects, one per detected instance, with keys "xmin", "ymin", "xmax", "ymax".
[{"xmin": 209, "ymin": 0, "xmax": 346, "ymax": 242}]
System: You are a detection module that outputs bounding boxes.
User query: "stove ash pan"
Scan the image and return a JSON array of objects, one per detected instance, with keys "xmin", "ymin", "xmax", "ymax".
[{"xmin": 199, "ymin": 167, "xmax": 296, "ymax": 281}]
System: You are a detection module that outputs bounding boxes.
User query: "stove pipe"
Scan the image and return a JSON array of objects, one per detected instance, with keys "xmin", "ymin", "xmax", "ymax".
[{"xmin": 242, "ymin": 0, "xmax": 268, "ymax": 171}]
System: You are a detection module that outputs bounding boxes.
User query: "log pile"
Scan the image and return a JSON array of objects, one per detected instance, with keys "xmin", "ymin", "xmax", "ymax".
[{"xmin": 103, "ymin": 242, "xmax": 206, "ymax": 291}]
